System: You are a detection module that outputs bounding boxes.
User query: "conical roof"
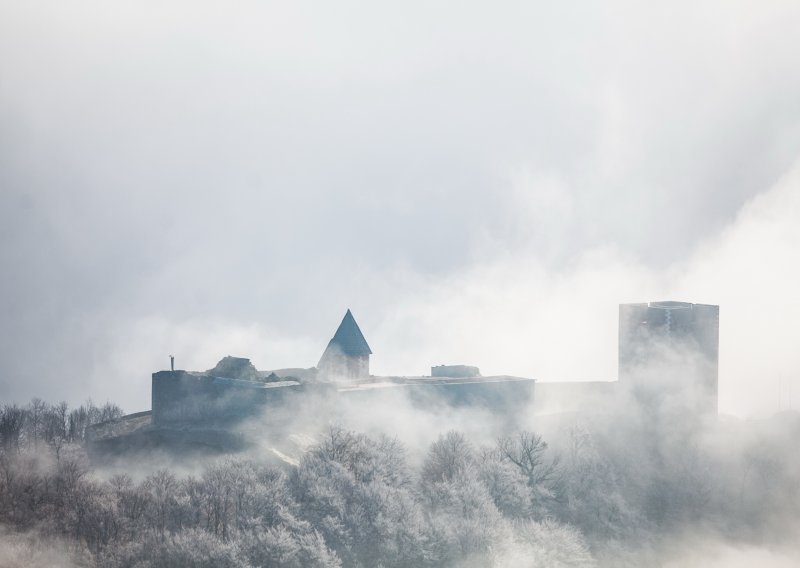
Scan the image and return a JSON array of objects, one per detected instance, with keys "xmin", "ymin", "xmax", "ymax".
[{"xmin": 326, "ymin": 309, "xmax": 372, "ymax": 356}]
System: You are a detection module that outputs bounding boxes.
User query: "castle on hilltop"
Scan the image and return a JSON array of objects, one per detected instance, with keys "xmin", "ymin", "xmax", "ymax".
[{"xmin": 88, "ymin": 301, "xmax": 719, "ymax": 456}]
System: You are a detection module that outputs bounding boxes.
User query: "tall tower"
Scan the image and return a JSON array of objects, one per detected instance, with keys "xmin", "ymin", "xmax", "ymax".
[
  {"xmin": 619, "ymin": 301, "xmax": 719, "ymax": 415},
  {"xmin": 318, "ymin": 309, "xmax": 372, "ymax": 380}
]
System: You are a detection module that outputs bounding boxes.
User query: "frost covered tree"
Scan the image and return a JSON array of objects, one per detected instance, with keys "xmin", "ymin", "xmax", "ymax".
[{"xmin": 292, "ymin": 426, "xmax": 428, "ymax": 567}]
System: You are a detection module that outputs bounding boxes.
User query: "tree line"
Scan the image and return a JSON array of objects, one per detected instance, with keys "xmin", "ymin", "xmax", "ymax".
[
  {"xmin": 1, "ymin": 399, "xmax": 798, "ymax": 567},
  {"xmin": 0, "ymin": 399, "xmax": 122, "ymax": 455}
]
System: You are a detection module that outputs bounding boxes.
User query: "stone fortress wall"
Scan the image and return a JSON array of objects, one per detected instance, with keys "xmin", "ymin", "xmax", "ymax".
[{"xmin": 89, "ymin": 301, "xmax": 719, "ymax": 456}]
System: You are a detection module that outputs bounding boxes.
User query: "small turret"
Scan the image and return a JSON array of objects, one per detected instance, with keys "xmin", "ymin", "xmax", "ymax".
[{"xmin": 318, "ymin": 309, "xmax": 372, "ymax": 381}]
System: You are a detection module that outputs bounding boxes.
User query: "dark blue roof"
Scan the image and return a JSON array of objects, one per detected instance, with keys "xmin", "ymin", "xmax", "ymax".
[{"xmin": 327, "ymin": 309, "xmax": 372, "ymax": 356}]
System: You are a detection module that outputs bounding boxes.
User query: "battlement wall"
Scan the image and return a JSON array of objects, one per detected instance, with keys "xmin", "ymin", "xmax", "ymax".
[{"xmin": 152, "ymin": 371, "xmax": 306, "ymax": 425}]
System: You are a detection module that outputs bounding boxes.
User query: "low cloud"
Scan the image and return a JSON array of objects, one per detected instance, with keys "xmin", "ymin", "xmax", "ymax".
[{"xmin": 1, "ymin": 1, "xmax": 799, "ymax": 419}]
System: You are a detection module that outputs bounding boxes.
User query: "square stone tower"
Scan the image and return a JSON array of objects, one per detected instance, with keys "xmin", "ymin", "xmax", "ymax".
[{"xmin": 619, "ymin": 301, "xmax": 719, "ymax": 415}]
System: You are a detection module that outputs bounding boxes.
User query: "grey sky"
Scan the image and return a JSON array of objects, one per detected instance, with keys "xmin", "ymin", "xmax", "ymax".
[{"xmin": 1, "ymin": 1, "xmax": 799, "ymax": 415}]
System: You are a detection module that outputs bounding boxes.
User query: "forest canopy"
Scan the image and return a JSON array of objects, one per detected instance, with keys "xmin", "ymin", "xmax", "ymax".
[{"xmin": 1, "ymin": 399, "xmax": 799, "ymax": 567}]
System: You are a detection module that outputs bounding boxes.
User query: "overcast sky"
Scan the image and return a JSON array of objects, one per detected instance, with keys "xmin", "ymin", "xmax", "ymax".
[{"xmin": 1, "ymin": 1, "xmax": 799, "ymax": 416}]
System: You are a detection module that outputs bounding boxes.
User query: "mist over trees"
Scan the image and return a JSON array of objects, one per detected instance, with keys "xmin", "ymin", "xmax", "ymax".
[
  {"xmin": 1, "ymin": 400, "xmax": 800, "ymax": 567},
  {"xmin": 0, "ymin": 399, "xmax": 122, "ymax": 455}
]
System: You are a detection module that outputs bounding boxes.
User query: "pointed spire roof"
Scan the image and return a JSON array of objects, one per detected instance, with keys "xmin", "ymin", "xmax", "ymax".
[{"xmin": 326, "ymin": 309, "xmax": 372, "ymax": 356}]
